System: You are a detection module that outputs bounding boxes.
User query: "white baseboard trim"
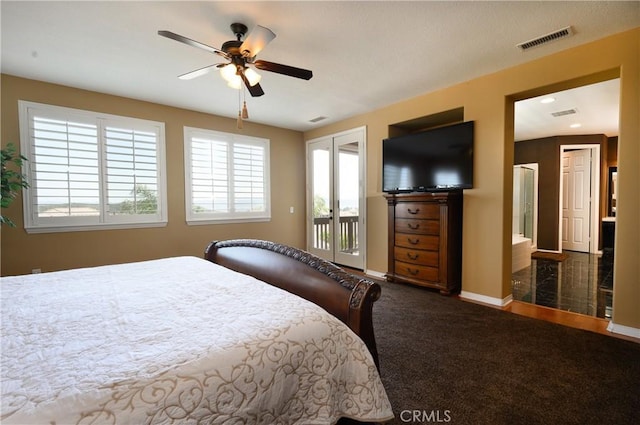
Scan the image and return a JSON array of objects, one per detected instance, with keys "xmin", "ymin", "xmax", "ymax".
[
  {"xmin": 606, "ymin": 321, "xmax": 640, "ymax": 339},
  {"xmin": 365, "ymin": 269, "xmax": 386, "ymax": 280},
  {"xmin": 460, "ymin": 291, "xmax": 513, "ymax": 308}
]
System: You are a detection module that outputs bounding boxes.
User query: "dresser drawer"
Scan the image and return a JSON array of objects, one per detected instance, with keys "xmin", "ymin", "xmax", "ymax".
[
  {"xmin": 394, "ymin": 247, "xmax": 438, "ymax": 266},
  {"xmin": 394, "ymin": 261, "xmax": 439, "ymax": 282},
  {"xmin": 395, "ymin": 218, "xmax": 439, "ymax": 235},
  {"xmin": 394, "ymin": 233, "xmax": 439, "ymax": 251},
  {"xmin": 395, "ymin": 203, "xmax": 440, "ymax": 220}
]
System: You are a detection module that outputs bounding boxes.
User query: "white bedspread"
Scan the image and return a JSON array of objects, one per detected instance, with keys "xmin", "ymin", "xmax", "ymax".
[{"xmin": 1, "ymin": 256, "xmax": 393, "ymax": 424}]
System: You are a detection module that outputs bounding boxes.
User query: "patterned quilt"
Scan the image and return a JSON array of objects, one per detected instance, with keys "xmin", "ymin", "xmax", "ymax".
[{"xmin": 1, "ymin": 256, "xmax": 393, "ymax": 424}]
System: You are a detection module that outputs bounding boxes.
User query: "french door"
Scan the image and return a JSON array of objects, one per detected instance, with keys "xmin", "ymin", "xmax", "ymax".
[{"xmin": 306, "ymin": 127, "xmax": 366, "ymax": 270}]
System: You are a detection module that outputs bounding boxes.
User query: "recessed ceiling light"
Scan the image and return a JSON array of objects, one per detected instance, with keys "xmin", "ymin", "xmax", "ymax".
[
  {"xmin": 570, "ymin": 123, "xmax": 582, "ymax": 128},
  {"xmin": 540, "ymin": 97, "xmax": 556, "ymax": 104}
]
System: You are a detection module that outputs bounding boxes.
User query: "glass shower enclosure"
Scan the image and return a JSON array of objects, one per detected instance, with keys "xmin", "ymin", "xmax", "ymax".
[{"xmin": 513, "ymin": 165, "xmax": 535, "ymax": 240}]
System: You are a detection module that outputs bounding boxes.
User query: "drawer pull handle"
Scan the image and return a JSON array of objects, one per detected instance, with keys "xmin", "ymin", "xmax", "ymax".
[
  {"xmin": 407, "ymin": 208, "xmax": 420, "ymax": 215},
  {"xmin": 407, "ymin": 253, "xmax": 419, "ymax": 260},
  {"xmin": 407, "ymin": 222, "xmax": 420, "ymax": 230},
  {"xmin": 407, "ymin": 238, "xmax": 420, "ymax": 245},
  {"xmin": 407, "ymin": 268, "xmax": 419, "ymax": 276}
]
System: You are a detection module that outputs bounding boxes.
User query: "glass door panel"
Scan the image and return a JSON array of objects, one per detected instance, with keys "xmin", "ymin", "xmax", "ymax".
[
  {"xmin": 308, "ymin": 139, "xmax": 333, "ymax": 258},
  {"xmin": 334, "ymin": 137, "xmax": 363, "ymax": 269}
]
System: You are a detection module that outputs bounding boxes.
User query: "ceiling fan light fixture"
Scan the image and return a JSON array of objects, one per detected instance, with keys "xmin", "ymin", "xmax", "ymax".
[
  {"xmin": 221, "ymin": 63, "xmax": 260, "ymax": 89},
  {"xmin": 244, "ymin": 68, "xmax": 261, "ymax": 86},
  {"xmin": 227, "ymin": 77, "xmax": 242, "ymax": 89},
  {"xmin": 220, "ymin": 63, "xmax": 238, "ymax": 82}
]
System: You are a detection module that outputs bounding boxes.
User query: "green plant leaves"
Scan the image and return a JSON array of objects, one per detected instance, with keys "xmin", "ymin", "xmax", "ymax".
[{"xmin": 1, "ymin": 142, "xmax": 29, "ymax": 227}]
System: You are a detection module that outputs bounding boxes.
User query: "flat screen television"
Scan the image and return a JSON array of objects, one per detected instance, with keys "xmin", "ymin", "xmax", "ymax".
[{"xmin": 382, "ymin": 121, "xmax": 474, "ymax": 193}]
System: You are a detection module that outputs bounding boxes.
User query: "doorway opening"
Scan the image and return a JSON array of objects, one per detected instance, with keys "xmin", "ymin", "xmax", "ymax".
[{"xmin": 510, "ymin": 75, "xmax": 619, "ymax": 319}]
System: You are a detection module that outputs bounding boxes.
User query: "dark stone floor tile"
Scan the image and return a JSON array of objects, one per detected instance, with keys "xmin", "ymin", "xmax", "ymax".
[{"xmin": 511, "ymin": 250, "xmax": 614, "ymax": 319}]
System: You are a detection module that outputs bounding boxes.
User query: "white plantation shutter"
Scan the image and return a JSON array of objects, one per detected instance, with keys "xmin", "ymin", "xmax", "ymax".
[
  {"xmin": 233, "ymin": 143, "xmax": 265, "ymax": 213},
  {"xmin": 30, "ymin": 116, "xmax": 100, "ymax": 219},
  {"xmin": 19, "ymin": 101, "xmax": 167, "ymax": 232},
  {"xmin": 104, "ymin": 125, "xmax": 160, "ymax": 217},
  {"xmin": 190, "ymin": 137, "xmax": 229, "ymax": 213},
  {"xmin": 184, "ymin": 127, "xmax": 270, "ymax": 224}
]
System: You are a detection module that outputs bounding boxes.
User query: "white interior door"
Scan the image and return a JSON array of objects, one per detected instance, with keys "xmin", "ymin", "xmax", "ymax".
[
  {"xmin": 306, "ymin": 128, "xmax": 366, "ymax": 270},
  {"xmin": 561, "ymin": 149, "xmax": 591, "ymax": 252}
]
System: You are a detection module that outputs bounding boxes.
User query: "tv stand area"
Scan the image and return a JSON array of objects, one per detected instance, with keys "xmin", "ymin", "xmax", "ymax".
[{"xmin": 384, "ymin": 191, "xmax": 463, "ymax": 295}]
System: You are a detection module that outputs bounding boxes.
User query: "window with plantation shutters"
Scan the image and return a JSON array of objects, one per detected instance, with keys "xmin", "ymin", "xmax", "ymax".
[
  {"xmin": 184, "ymin": 127, "xmax": 270, "ymax": 224},
  {"xmin": 29, "ymin": 116, "xmax": 100, "ymax": 219},
  {"xmin": 104, "ymin": 125, "xmax": 160, "ymax": 218},
  {"xmin": 19, "ymin": 101, "xmax": 167, "ymax": 233}
]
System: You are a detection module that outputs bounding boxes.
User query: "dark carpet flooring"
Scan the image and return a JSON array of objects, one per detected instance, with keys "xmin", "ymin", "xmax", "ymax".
[{"xmin": 372, "ymin": 281, "xmax": 640, "ymax": 425}]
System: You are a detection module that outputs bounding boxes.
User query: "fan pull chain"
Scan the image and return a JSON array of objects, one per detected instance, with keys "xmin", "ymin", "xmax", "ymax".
[
  {"xmin": 242, "ymin": 101, "xmax": 249, "ymax": 119},
  {"xmin": 242, "ymin": 85, "xmax": 249, "ymax": 119},
  {"xmin": 237, "ymin": 87, "xmax": 243, "ymax": 129}
]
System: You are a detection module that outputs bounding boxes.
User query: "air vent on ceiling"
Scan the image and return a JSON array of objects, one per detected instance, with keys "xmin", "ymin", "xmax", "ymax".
[
  {"xmin": 517, "ymin": 26, "xmax": 573, "ymax": 51},
  {"xmin": 309, "ymin": 116, "xmax": 327, "ymax": 123},
  {"xmin": 551, "ymin": 108, "xmax": 578, "ymax": 117}
]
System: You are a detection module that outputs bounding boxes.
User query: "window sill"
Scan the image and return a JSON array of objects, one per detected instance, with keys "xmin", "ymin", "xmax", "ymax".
[
  {"xmin": 186, "ymin": 217, "xmax": 271, "ymax": 226},
  {"xmin": 25, "ymin": 221, "xmax": 168, "ymax": 234}
]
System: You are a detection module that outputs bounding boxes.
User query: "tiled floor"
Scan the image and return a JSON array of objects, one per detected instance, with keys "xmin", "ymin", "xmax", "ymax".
[{"xmin": 512, "ymin": 249, "xmax": 614, "ymax": 319}]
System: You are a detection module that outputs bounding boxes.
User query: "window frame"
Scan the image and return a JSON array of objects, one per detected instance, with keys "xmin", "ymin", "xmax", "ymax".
[
  {"xmin": 184, "ymin": 126, "xmax": 271, "ymax": 225},
  {"xmin": 18, "ymin": 100, "xmax": 168, "ymax": 233}
]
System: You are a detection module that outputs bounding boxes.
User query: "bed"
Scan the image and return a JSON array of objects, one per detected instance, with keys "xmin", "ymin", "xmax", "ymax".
[{"xmin": 0, "ymin": 239, "xmax": 393, "ymax": 424}]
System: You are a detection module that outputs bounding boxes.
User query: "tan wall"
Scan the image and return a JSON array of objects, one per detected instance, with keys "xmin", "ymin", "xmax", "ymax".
[
  {"xmin": 304, "ymin": 28, "xmax": 640, "ymax": 330},
  {"xmin": 1, "ymin": 75, "xmax": 306, "ymax": 275}
]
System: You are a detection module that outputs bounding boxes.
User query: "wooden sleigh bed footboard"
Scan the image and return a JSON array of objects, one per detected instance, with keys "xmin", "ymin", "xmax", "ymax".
[{"xmin": 205, "ymin": 239, "xmax": 382, "ymax": 368}]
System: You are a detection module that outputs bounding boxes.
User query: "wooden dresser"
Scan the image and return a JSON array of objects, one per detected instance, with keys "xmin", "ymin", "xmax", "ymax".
[{"xmin": 384, "ymin": 191, "xmax": 463, "ymax": 294}]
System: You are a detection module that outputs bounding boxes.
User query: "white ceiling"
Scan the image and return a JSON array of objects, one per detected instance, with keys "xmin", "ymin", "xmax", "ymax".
[
  {"xmin": 1, "ymin": 1, "xmax": 638, "ymax": 139},
  {"xmin": 514, "ymin": 78, "xmax": 620, "ymax": 141}
]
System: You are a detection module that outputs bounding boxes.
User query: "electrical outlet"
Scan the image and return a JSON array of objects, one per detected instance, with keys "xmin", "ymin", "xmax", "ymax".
[
  {"xmin": 289, "ymin": 206, "xmax": 295, "ymax": 214},
  {"xmin": 32, "ymin": 268, "xmax": 42, "ymax": 274}
]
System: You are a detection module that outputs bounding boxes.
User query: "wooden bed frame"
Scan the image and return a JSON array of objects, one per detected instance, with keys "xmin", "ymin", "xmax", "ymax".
[{"xmin": 205, "ymin": 239, "xmax": 382, "ymax": 368}]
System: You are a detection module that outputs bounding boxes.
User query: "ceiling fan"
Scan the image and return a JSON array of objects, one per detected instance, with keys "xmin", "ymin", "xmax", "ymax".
[{"xmin": 158, "ymin": 23, "xmax": 313, "ymax": 97}]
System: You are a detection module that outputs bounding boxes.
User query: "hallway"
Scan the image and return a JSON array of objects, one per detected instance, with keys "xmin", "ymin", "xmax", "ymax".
[{"xmin": 511, "ymin": 249, "xmax": 614, "ymax": 319}]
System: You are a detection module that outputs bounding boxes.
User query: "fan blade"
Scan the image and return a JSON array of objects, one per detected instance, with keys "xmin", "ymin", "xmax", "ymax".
[
  {"xmin": 178, "ymin": 64, "xmax": 221, "ymax": 80},
  {"xmin": 253, "ymin": 60, "xmax": 313, "ymax": 80},
  {"xmin": 158, "ymin": 30, "xmax": 228, "ymax": 58},
  {"xmin": 240, "ymin": 25, "xmax": 276, "ymax": 58},
  {"xmin": 239, "ymin": 71, "xmax": 265, "ymax": 97}
]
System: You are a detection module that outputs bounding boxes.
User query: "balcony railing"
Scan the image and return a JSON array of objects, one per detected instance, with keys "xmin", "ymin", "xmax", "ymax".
[{"xmin": 313, "ymin": 215, "xmax": 359, "ymax": 254}]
